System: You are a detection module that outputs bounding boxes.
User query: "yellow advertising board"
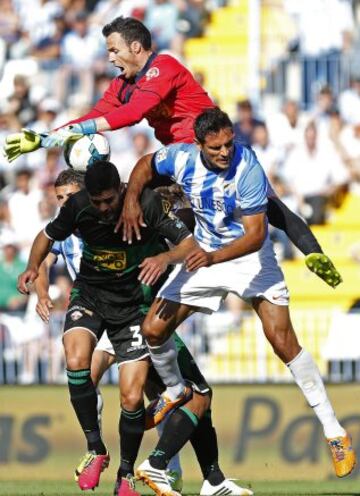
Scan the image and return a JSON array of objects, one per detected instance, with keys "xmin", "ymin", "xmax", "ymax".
[{"xmin": 1, "ymin": 384, "xmax": 359, "ymax": 482}]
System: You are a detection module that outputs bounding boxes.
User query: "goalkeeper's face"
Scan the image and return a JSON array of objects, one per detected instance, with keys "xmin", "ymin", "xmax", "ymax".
[{"xmin": 106, "ymin": 32, "xmax": 140, "ymax": 80}]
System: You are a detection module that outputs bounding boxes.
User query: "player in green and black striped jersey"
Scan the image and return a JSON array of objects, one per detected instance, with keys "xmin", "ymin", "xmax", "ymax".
[{"xmin": 17, "ymin": 161, "xmax": 231, "ymax": 496}]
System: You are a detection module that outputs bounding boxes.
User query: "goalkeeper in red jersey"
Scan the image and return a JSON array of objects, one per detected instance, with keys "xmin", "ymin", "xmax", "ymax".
[{"xmin": 3, "ymin": 16, "xmax": 341, "ymax": 288}]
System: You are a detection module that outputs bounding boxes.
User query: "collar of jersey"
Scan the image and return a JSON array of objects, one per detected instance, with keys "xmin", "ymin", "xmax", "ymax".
[{"xmin": 124, "ymin": 52, "xmax": 158, "ymax": 84}]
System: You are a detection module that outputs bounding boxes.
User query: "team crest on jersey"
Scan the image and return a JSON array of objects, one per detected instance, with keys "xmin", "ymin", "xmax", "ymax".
[
  {"xmin": 157, "ymin": 147, "xmax": 168, "ymax": 162},
  {"xmin": 70, "ymin": 310, "xmax": 83, "ymax": 321},
  {"xmin": 162, "ymin": 199, "xmax": 171, "ymax": 214},
  {"xmin": 146, "ymin": 67, "xmax": 159, "ymax": 80},
  {"xmin": 223, "ymin": 182, "xmax": 236, "ymax": 196}
]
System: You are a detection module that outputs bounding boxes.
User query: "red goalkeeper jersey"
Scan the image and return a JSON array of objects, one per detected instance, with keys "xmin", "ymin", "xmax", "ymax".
[{"xmin": 70, "ymin": 53, "xmax": 215, "ymax": 145}]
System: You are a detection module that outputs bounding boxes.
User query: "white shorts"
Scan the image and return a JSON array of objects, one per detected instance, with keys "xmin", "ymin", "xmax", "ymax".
[
  {"xmin": 158, "ymin": 244, "xmax": 289, "ymax": 313},
  {"xmin": 95, "ymin": 331, "xmax": 115, "ymax": 356}
]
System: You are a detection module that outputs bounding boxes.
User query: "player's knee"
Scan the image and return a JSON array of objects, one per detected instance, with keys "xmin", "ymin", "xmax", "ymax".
[
  {"xmin": 142, "ymin": 319, "xmax": 164, "ymax": 345},
  {"xmin": 188, "ymin": 392, "xmax": 211, "ymax": 418},
  {"xmin": 66, "ymin": 354, "xmax": 90, "ymax": 370},
  {"xmin": 121, "ymin": 389, "xmax": 144, "ymax": 410}
]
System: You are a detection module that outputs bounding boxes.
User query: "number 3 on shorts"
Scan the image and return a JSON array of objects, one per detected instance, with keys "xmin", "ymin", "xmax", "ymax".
[{"xmin": 129, "ymin": 325, "xmax": 143, "ymax": 347}]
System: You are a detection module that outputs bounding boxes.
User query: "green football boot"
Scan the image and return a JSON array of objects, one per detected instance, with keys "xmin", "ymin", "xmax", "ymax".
[{"xmin": 305, "ymin": 253, "xmax": 342, "ymax": 288}]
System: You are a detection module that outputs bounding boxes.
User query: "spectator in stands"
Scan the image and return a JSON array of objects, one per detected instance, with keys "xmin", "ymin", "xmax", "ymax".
[
  {"xmin": 36, "ymin": 149, "xmax": 63, "ymax": 188},
  {"xmin": 0, "ymin": 0, "xmax": 20, "ymax": 50},
  {"xmin": 339, "ymin": 77, "xmax": 360, "ymax": 125},
  {"xmin": 25, "ymin": 97, "xmax": 62, "ymax": 172},
  {"xmin": 57, "ymin": 11, "xmax": 104, "ymax": 105},
  {"xmin": 310, "ymin": 85, "xmax": 338, "ymax": 142},
  {"xmin": 145, "ymin": 0, "xmax": 179, "ymax": 51},
  {"xmin": 7, "ymin": 168, "xmax": 43, "ymax": 258},
  {"xmin": 267, "ymin": 99, "xmax": 308, "ymax": 161},
  {"xmin": 251, "ymin": 122, "xmax": 283, "ymax": 181},
  {"xmin": 286, "ymin": 0, "xmax": 354, "ymax": 107},
  {"xmin": 176, "ymin": 0, "xmax": 207, "ymax": 39},
  {"xmin": 338, "ymin": 118, "xmax": 360, "ymax": 184},
  {"xmin": 282, "ymin": 121, "xmax": 349, "ymax": 224},
  {"xmin": 31, "ymin": 13, "xmax": 67, "ymax": 89},
  {"xmin": 0, "ymin": 236, "xmax": 27, "ymax": 312},
  {"xmin": 91, "ymin": 0, "xmax": 149, "ymax": 25},
  {"xmin": 7, "ymin": 75, "xmax": 36, "ymax": 127},
  {"xmin": 118, "ymin": 130, "xmax": 156, "ymax": 181},
  {"xmin": 233, "ymin": 99, "xmax": 264, "ymax": 146}
]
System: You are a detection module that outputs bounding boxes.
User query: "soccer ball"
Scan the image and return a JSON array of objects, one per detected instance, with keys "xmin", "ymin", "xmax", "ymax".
[{"xmin": 64, "ymin": 133, "xmax": 111, "ymax": 172}]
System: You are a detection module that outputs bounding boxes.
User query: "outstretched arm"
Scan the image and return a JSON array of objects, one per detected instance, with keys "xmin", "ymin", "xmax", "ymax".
[
  {"xmin": 267, "ymin": 196, "xmax": 342, "ymax": 288},
  {"xmin": 17, "ymin": 231, "xmax": 53, "ymax": 295},
  {"xmin": 267, "ymin": 196, "xmax": 322, "ymax": 254},
  {"xmin": 118, "ymin": 153, "xmax": 156, "ymax": 239},
  {"xmin": 34, "ymin": 252, "xmax": 57, "ymax": 322}
]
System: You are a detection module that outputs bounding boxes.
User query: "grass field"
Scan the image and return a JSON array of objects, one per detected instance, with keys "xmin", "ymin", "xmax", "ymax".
[{"xmin": 1, "ymin": 480, "xmax": 360, "ymax": 496}]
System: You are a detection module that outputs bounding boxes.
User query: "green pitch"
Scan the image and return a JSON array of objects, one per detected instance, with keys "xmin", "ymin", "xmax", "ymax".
[{"xmin": 1, "ymin": 480, "xmax": 359, "ymax": 496}]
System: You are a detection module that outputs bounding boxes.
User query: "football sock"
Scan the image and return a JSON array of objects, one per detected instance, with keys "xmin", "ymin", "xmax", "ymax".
[
  {"xmin": 190, "ymin": 410, "xmax": 225, "ymax": 485},
  {"xmin": 156, "ymin": 419, "xmax": 182, "ymax": 474},
  {"xmin": 149, "ymin": 407, "xmax": 198, "ymax": 470},
  {"xmin": 287, "ymin": 349, "xmax": 346, "ymax": 438},
  {"xmin": 119, "ymin": 406, "xmax": 146, "ymax": 477},
  {"xmin": 67, "ymin": 368, "xmax": 106, "ymax": 454},
  {"xmin": 147, "ymin": 336, "xmax": 185, "ymax": 400},
  {"xmin": 96, "ymin": 387, "xmax": 103, "ymax": 432}
]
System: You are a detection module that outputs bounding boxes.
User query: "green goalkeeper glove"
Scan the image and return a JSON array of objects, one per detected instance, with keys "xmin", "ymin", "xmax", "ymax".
[
  {"xmin": 305, "ymin": 253, "xmax": 342, "ymax": 288},
  {"xmin": 3, "ymin": 128, "xmax": 41, "ymax": 162}
]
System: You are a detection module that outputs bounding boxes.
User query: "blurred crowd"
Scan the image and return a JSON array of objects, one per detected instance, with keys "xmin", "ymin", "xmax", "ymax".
[{"xmin": 1, "ymin": 0, "xmax": 360, "ymax": 384}]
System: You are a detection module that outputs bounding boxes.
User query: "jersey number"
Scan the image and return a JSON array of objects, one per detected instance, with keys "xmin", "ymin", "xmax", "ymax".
[{"xmin": 129, "ymin": 325, "xmax": 143, "ymax": 347}]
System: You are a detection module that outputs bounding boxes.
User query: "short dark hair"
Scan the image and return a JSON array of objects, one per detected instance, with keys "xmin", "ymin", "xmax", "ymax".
[
  {"xmin": 236, "ymin": 99, "xmax": 252, "ymax": 111},
  {"xmin": 55, "ymin": 169, "xmax": 85, "ymax": 188},
  {"xmin": 102, "ymin": 16, "xmax": 152, "ymax": 50},
  {"xmin": 84, "ymin": 161, "xmax": 121, "ymax": 196},
  {"xmin": 194, "ymin": 108, "xmax": 233, "ymax": 144}
]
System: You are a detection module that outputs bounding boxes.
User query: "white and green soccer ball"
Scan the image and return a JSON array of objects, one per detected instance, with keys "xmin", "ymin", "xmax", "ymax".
[{"xmin": 64, "ymin": 133, "xmax": 110, "ymax": 172}]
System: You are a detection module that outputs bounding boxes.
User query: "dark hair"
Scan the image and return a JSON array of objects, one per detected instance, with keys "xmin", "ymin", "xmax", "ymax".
[
  {"xmin": 15, "ymin": 167, "xmax": 33, "ymax": 178},
  {"xmin": 102, "ymin": 16, "xmax": 152, "ymax": 50},
  {"xmin": 84, "ymin": 161, "xmax": 121, "ymax": 196},
  {"xmin": 55, "ymin": 169, "xmax": 85, "ymax": 188},
  {"xmin": 194, "ymin": 108, "xmax": 233, "ymax": 144},
  {"xmin": 236, "ymin": 99, "xmax": 252, "ymax": 110}
]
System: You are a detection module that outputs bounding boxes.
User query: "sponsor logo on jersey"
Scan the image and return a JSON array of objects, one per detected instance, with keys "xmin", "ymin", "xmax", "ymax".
[
  {"xmin": 93, "ymin": 250, "xmax": 127, "ymax": 271},
  {"xmin": 192, "ymin": 196, "xmax": 233, "ymax": 214},
  {"xmin": 146, "ymin": 67, "xmax": 159, "ymax": 80}
]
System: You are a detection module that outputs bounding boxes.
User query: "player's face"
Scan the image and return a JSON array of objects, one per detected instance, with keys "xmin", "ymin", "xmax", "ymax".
[
  {"xmin": 89, "ymin": 187, "xmax": 122, "ymax": 222},
  {"xmin": 106, "ymin": 32, "xmax": 139, "ymax": 79},
  {"xmin": 55, "ymin": 183, "xmax": 81, "ymax": 207},
  {"xmin": 200, "ymin": 127, "xmax": 235, "ymax": 170}
]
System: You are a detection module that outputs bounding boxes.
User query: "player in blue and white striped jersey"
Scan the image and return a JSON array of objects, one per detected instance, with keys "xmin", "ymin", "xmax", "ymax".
[{"xmin": 123, "ymin": 108, "xmax": 355, "ymax": 481}]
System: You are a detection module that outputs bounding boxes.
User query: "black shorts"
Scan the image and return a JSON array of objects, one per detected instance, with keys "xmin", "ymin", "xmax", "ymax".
[
  {"xmin": 64, "ymin": 282, "xmax": 148, "ymax": 364},
  {"xmin": 146, "ymin": 333, "xmax": 210, "ymax": 397}
]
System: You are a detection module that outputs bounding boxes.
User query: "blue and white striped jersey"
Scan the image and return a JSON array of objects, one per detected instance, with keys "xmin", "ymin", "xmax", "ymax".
[
  {"xmin": 153, "ymin": 143, "xmax": 269, "ymax": 250},
  {"xmin": 51, "ymin": 234, "xmax": 83, "ymax": 281}
]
